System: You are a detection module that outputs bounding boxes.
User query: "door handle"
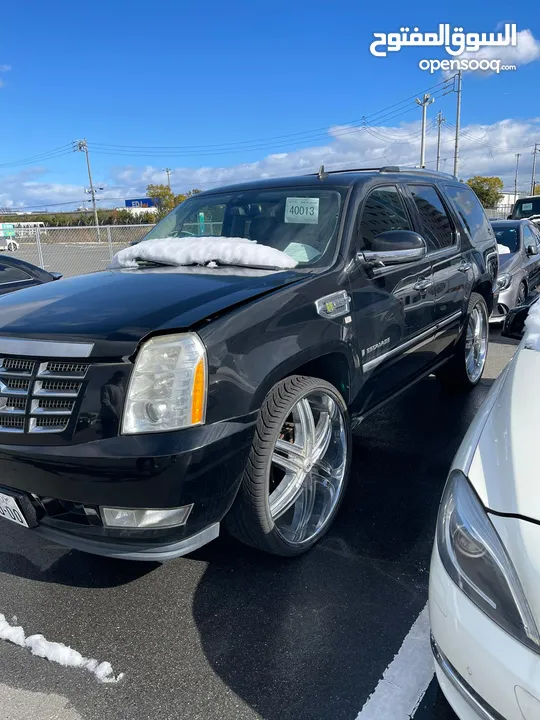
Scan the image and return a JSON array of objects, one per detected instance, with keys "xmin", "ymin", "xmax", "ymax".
[
  {"xmin": 413, "ymin": 278, "xmax": 433, "ymax": 292},
  {"xmin": 458, "ymin": 262, "xmax": 472, "ymax": 273}
]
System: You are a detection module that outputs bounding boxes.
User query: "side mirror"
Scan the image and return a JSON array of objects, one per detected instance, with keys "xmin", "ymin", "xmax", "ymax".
[
  {"xmin": 502, "ymin": 304, "xmax": 530, "ymax": 340},
  {"xmin": 527, "ymin": 245, "xmax": 539, "ymax": 256},
  {"xmin": 360, "ymin": 230, "xmax": 427, "ymax": 267},
  {"xmin": 507, "ymin": 214, "xmax": 513, "ymax": 220}
]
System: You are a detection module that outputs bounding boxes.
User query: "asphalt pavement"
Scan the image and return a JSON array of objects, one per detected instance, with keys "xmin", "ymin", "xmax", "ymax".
[{"xmin": 0, "ymin": 331, "xmax": 517, "ymax": 720}]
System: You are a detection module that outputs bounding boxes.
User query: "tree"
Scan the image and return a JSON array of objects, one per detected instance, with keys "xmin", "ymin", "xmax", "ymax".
[
  {"xmin": 533, "ymin": 183, "xmax": 540, "ymax": 196},
  {"xmin": 146, "ymin": 184, "xmax": 201, "ymax": 219},
  {"xmin": 466, "ymin": 176, "xmax": 504, "ymax": 208}
]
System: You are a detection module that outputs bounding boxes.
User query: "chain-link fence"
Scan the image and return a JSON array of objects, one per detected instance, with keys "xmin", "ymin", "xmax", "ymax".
[
  {"xmin": 5, "ymin": 225, "xmax": 155, "ymax": 278},
  {"xmin": 485, "ymin": 205, "xmax": 513, "ymax": 219}
]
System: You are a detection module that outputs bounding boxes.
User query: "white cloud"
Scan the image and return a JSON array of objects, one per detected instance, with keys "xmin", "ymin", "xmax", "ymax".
[
  {"xmin": 461, "ymin": 28, "xmax": 540, "ymax": 65},
  {"xmin": 0, "ymin": 64, "xmax": 11, "ymax": 72},
  {"xmin": 1, "ymin": 116, "xmax": 538, "ymax": 211}
]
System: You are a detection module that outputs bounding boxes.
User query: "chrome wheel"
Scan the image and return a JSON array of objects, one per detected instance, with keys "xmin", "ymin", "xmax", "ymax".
[
  {"xmin": 465, "ymin": 304, "xmax": 488, "ymax": 383},
  {"xmin": 269, "ymin": 390, "xmax": 347, "ymax": 546}
]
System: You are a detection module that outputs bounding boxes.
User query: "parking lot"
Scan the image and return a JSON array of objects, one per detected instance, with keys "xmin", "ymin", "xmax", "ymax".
[{"xmin": 0, "ymin": 331, "xmax": 516, "ymax": 720}]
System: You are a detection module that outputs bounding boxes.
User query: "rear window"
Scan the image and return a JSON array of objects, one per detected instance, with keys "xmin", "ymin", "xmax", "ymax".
[
  {"xmin": 445, "ymin": 185, "xmax": 493, "ymax": 246},
  {"xmin": 513, "ymin": 198, "xmax": 540, "ymax": 219}
]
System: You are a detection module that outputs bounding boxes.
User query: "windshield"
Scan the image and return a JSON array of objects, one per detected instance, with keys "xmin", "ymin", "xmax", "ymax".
[
  {"xmin": 514, "ymin": 198, "xmax": 540, "ymax": 219},
  {"xmin": 141, "ymin": 187, "xmax": 344, "ymax": 268},
  {"xmin": 492, "ymin": 224, "xmax": 520, "ymax": 253}
]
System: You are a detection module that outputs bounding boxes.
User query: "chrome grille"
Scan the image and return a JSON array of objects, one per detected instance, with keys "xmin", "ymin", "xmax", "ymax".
[{"xmin": 0, "ymin": 357, "xmax": 87, "ymax": 434}]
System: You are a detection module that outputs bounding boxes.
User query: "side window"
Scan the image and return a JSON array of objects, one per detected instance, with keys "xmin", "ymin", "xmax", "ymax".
[
  {"xmin": 0, "ymin": 265, "xmax": 31, "ymax": 284},
  {"xmin": 523, "ymin": 225, "xmax": 537, "ymax": 248},
  {"xmin": 445, "ymin": 185, "xmax": 493, "ymax": 246},
  {"xmin": 358, "ymin": 186, "xmax": 411, "ymax": 250},
  {"xmin": 408, "ymin": 185, "xmax": 454, "ymax": 251}
]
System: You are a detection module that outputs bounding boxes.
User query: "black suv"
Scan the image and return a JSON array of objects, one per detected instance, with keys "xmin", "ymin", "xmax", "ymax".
[{"xmin": 0, "ymin": 167, "xmax": 497, "ymax": 560}]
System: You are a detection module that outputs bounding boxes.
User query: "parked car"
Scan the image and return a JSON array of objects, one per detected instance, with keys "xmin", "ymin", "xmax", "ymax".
[
  {"xmin": 508, "ymin": 195, "xmax": 540, "ymax": 228},
  {"xmin": 0, "ymin": 238, "xmax": 19, "ymax": 252},
  {"xmin": 429, "ymin": 296, "xmax": 540, "ymax": 720},
  {"xmin": 490, "ymin": 219, "xmax": 540, "ymax": 321},
  {"xmin": 0, "ymin": 167, "xmax": 497, "ymax": 560},
  {"xmin": 0, "ymin": 254, "xmax": 60, "ymax": 296}
]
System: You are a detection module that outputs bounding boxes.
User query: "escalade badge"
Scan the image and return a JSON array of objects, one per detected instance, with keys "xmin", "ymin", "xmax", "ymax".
[{"xmin": 315, "ymin": 291, "xmax": 351, "ymax": 319}]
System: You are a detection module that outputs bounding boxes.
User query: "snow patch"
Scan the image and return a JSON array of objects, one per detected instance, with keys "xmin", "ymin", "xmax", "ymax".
[
  {"xmin": 497, "ymin": 243, "xmax": 511, "ymax": 254},
  {"xmin": 110, "ymin": 236, "xmax": 298, "ymax": 270},
  {"xmin": 524, "ymin": 299, "xmax": 540, "ymax": 351},
  {"xmin": 0, "ymin": 614, "xmax": 123, "ymax": 683}
]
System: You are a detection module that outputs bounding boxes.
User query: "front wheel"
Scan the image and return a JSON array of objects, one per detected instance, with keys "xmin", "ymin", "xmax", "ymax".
[
  {"xmin": 226, "ymin": 375, "xmax": 351, "ymax": 556},
  {"xmin": 437, "ymin": 292, "xmax": 489, "ymax": 391}
]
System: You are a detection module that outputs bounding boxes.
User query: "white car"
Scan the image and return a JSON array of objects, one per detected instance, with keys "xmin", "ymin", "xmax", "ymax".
[
  {"xmin": 429, "ymin": 298, "xmax": 540, "ymax": 720},
  {"xmin": 0, "ymin": 238, "xmax": 19, "ymax": 251}
]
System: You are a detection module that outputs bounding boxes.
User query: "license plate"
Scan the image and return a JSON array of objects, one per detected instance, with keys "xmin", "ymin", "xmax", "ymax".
[{"xmin": 0, "ymin": 492, "xmax": 29, "ymax": 527}]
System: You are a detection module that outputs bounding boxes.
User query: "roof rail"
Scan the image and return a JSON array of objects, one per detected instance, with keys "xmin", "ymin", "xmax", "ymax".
[{"xmin": 306, "ymin": 166, "xmax": 456, "ymax": 179}]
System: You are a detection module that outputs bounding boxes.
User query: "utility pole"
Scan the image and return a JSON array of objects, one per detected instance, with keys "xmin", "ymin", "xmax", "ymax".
[
  {"xmin": 453, "ymin": 70, "xmax": 463, "ymax": 178},
  {"xmin": 164, "ymin": 168, "xmax": 172, "ymax": 188},
  {"xmin": 531, "ymin": 144, "xmax": 539, "ymax": 195},
  {"xmin": 74, "ymin": 139, "xmax": 100, "ymax": 241},
  {"xmin": 416, "ymin": 93, "xmax": 434, "ymax": 168},
  {"xmin": 514, "ymin": 153, "xmax": 521, "ymax": 204},
  {"xmin": 436, "ymin": 110, "xmax": 445, "ymax": 172}
]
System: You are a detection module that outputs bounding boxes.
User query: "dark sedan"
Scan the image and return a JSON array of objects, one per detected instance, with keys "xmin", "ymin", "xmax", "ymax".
[
  {"xmin": 490, "ymin": 219, "xmax": 540, "ymax": 321},
  {"xmin": 0, "ymin": 255, "xmax": 61, "ymax": 297}
]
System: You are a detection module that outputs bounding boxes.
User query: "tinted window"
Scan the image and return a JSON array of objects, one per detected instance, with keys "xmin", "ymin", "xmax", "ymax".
[
  {"xmin": 408, "ymin": 185, "xmax": 454, "ymax": 250},
  {"xmin": 445, "ymin": 185, "xmax": 493, "ymax": 246},
  {"xmin": 358, "ymin": 186, "xmax": 411, "ymax": 250},
  {"xmin": 492, "ymin": 225, "xmax": 519, "ymax": 253},
  {"xmin": 0, "ymin": 264, "xmax": 31, "ymax": 284}
]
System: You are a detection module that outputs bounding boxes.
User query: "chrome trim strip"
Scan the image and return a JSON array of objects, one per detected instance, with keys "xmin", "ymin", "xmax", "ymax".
[
  {"xmin": 363, "ymin": 310, "xmax": 462, "ymax": 372},
  {"xmin": 33, "ymin": 380, "xmax": 81, "ymax": 398},
  {"xmin": 431, "ymin": 636, "xmax": 502, "ymax": 720},
  {"xmin": 30, "ymin": 399, "xmax": 73, "ymax": 416},
  {"xmin": 0, "ymin": 337, "xmax": 93, "ymax": 358},
  {"xmin": 28, "ymin": 417, "xmax": 68, "ymax": 433}
]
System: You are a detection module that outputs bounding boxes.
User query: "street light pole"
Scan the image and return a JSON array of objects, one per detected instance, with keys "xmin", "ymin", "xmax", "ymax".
[
  {"xmin": 436, "ymin": 110, "xmax": 445, "ymax": 172},
  {"xmin": 531, "ymin": 144, "xmax": 539, "ymax": 195},
  {"xmin": 74, "ymin": 139, "xmax": 101, "ymax": 241},
  {"xmin": 453, "ymin": 71, "xmax": 463, "ymax": 178},
  {"xmin": 164, "ymin": 168, "xmax": 172, "ymax": 188},
  {"xmin": 415, "ymin": 93, "xmax": 434, "ymax": 169},
  {"xmin": 514, "ymin": 153, "xmax": 521, "ymax": 204}
]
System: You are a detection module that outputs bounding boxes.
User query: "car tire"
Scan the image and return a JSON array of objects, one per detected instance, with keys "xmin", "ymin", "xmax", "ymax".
[
  {"xmin": 436, "ymin": 292, "xmax": 489, "ymax": 391},
  {"xmin": 225, "ymin": 375, "xmax": 351, "ymax": 556}
]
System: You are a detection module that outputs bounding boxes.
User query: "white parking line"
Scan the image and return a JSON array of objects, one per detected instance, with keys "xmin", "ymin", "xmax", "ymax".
[
  {"xmin": 355, "ymin": 604, "xmax": 434, "ymax": 720},
  {"xmin": 0, "ymin": 613, "xmax": 123, "ymax": 683}
]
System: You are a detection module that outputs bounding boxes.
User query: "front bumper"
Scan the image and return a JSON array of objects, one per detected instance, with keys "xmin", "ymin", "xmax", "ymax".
[
  {"xmin": 490, "ymin": 280, "xmax": 520, "ymax": 322},
  {"xmin": 0, "ymin": 413, "xmax": 256, "ymax": 560},
  {"xmin": 429, "ymin": 544, "xmax": 540, "ymax": 719}
]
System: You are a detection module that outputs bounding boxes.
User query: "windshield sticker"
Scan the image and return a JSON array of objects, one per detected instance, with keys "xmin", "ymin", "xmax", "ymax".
[
  {"xmin": 284, "ymin": 242, "xmax": 321, "ymax": 263},
  {"xmin": 285, "ymin": 197, "xmax": 319, "ymax": 224},
  {"xmin": 522, "ymin": 203, "xmax": 533, "ymax": 211}
]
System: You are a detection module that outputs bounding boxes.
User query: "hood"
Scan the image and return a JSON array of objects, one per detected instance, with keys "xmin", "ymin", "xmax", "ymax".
[
  {"xmin": 467, "ymin": 347, "xmax": 540, "ymax": 522},
  {"xmin": 498, "ymin": 252, "xmax": 520, "ymax": 272},
  {"xmin": 0, "ymin": 265, "xmax": 304, "ymax": 355}
]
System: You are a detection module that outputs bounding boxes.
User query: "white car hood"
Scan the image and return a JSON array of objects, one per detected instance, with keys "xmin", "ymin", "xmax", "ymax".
[{"xmin": 468, "ymin": 347, "xmax": 540, "ymax": 521}]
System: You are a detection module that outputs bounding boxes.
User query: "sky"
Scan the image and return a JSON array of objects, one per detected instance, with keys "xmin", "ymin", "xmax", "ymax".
[{"xmin": 1, "ymin": 0, "xmax": 540, "ymax": 211}]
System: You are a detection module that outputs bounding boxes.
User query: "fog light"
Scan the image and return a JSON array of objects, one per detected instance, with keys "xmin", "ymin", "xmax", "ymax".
[{"xmin": 101, "ymin": 505, "xmax": 192, "ymax": 529}]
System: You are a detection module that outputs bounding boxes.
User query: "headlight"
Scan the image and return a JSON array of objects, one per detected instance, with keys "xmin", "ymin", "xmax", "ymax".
[
  {"xmin": 122, "ymin": 333, "xmax": 207, "ymax": 434},
  {"xmin": 437, "ymin": 470, "xmax": 540, "ymax": 652},
  {"xmin": 496, "ymin": 273, "xmax": 512, "ymax": 291}
]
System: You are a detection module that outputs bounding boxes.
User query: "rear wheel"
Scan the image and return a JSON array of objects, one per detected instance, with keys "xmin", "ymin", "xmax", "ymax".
[
  {"xmin": 226, "ymin": 375, "xmax": 351, "ymax": 556},
  {"xmin": 437, "ymin": 292, "xmax": 488, "ymax": 391}
]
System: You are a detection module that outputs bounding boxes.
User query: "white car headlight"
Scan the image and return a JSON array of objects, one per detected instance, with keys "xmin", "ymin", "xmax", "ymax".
[
  {"xmin": 496, "ymin": 273, "xmax": 512, "ymax": 291},
  {"xmin": 122, "ymin": 333, "xmax": 207, "ymax": 434},
  {"xmin": 437, "ymin": 470, "xmax": 540, "ymax": 652}
]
